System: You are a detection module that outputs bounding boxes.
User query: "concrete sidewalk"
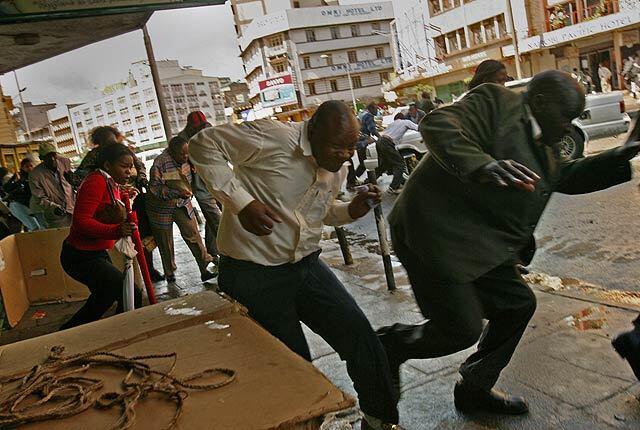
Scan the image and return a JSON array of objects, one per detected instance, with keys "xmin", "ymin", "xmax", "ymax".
[{"xmin": 314, "ymin": 238, "xmax": 640, "ymax": 430}]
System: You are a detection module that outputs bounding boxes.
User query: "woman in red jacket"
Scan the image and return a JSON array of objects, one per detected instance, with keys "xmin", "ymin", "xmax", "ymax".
[{"xmin": 60, "ymin": 144, "xmax": 141, "ymax": 330}]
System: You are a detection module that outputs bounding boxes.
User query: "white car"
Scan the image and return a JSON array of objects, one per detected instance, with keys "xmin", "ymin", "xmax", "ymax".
[{"xmin": 505, "ymin": 77, "xmax": 631, "ymax": 159}]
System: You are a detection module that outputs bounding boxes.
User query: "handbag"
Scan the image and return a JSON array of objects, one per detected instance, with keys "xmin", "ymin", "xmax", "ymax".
[{"xmin": 94, "ymin": 174, "xmax": 127, "ymax": 225}]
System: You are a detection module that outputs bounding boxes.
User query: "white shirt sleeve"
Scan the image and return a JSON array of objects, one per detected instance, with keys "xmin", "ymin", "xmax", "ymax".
[{"xmin": 188, "ymin": 122, "xmax": 265, "ymax": 215}]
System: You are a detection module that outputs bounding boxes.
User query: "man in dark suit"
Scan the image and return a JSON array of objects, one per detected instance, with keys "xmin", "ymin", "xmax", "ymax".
[{"xmin": 379, "ymin": 71, "xmax": 640, "ymax": 415}]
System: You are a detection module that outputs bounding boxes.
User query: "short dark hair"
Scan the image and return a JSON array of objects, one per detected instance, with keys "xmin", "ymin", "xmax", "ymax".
[
  {"xmin": 527, "ymin": 70, "xmax": 585, "ymax": 118},
  {"xmin": 394, "ymin": 112, "xmax": 405, "ymax": 120},
  {"xmin": 96, "ymin": 143, "xmax": 133, "ymax": 169},
  {"xmin": 366, "ymin": 102, "xmax": 378, "ymax": 113},
  {"xmin": 421, "ymin": 92, "xmax": 431, "ymax": 99},
  {"xmin": 91, "ymin": 126, "xmax": 120, "ymax": 147},
  {"xmin": 309, "ymin": 100, "xmax": 358, "ymax": 143},
  {"xmin": 168, "ymin": 135, "xmax": 188, "ymax": 152},
  {"xmin": 20, "ymin": 158, "xmax": 33, "ymax": 168},
  {"xmin": 468, "ymin": 60, "xmax": 506, "ymax": 90}
]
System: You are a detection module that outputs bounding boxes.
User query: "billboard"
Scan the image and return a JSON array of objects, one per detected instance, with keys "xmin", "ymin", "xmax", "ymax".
[{"xmin": 258, "ymin": 74, "xmax": 297, "ymax": 109}]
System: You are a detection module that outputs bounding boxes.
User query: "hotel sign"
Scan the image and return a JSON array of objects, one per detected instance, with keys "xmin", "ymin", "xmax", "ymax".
[
  {"xmin": 330, "ymin": 57, "xmax": 393, "ymax": 73},
  {"xmin": 320, "ymin": 5, "xmax": 384, "ymax": 18},
  {"xmin": 518, "ymin": 9, "xmax": 640, "ymax": 53}
]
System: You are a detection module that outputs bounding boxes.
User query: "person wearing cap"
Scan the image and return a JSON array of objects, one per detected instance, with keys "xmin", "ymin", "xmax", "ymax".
[
  {"xmin": 29, "ymin": 142, "xmax": 75, "ymax": 228},
  {"xmin": 178, "ymin": 111, "xmax": 222, "ymax": 264}
]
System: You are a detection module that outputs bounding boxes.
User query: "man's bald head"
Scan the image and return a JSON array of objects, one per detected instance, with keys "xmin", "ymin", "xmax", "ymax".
[
  {"xmin": 526, "ymin": 70, "xmax": 586, "ymax": 145},
  {"xmin": 308, "ymin": 101, "xmax": 359, "ymax": 172}
]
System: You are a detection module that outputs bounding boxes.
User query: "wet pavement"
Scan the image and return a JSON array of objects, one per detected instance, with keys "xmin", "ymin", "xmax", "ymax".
[{"xmin": 347, "ymin": 134, "xmax": 640, "ymax": 292}]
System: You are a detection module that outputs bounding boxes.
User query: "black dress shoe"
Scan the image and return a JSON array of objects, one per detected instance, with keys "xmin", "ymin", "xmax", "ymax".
[
  {"xmin": 150, "ymin": 269, "xmax": 165, "ymax": 283},
  {"xmin": 165, "ymin": 274, "xmax": 176, "ymax": 283},
  {"xmin": 201, "ymin": 270, "xmax": 218, "ymax": 282},
  {"xmin": 454, "ymin": 380, "xmax": 529, "ymax": 415},
  {"xmin": 612, "ymin": 326, "xmax": 640, "ymax": 380}
]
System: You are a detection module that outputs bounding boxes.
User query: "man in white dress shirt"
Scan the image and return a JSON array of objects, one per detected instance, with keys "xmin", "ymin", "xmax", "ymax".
[{"xmin": 189, "ymin": 101, "xmax": 401, "ymax": 430}]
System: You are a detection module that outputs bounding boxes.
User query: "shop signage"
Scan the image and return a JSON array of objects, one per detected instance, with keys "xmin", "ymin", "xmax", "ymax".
[
  {"xmin": 518, "ymin": 9, "xmax": 640, "ymax": 53},
  {"xmin": 446, "ymin": 47, "xmax": 504, "ymax": 72},
  {"xmin": 330, "ymin": 57, "xmax": 392, "ymax": 73},
  {"xmin": 320, "ymin": 5, "xmax": 384, "ymax": 18},
  {"xmin": 622, "ymin": 30, "xmax": 640, "ymax": 47},
  {"xmin": 258, "ymin": 74, "xmax": 297, "ymax": 108}
]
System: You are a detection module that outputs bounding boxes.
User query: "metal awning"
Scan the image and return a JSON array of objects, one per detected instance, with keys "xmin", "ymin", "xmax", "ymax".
[{"xmin": 0, "ymin": 1, "xmax": 227, "ymax": 74}]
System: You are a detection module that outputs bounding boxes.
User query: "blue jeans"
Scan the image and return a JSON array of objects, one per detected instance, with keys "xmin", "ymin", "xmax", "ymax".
[
  {"xmin": 8, "ymin": 201, "xmax": 42, "ymax": 231},
  {"xmin": 218, "ymin": 251, "xmax": 399, "ymax": 423}
]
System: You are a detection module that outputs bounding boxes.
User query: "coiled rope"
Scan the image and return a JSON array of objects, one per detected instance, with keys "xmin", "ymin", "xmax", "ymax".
[{"xmin": 0, "ymin": 345, "xmax": 236, "ymax": 429}]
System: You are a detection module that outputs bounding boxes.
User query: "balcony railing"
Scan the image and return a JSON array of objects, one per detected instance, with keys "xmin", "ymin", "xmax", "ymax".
[{"xmin": 546, "ymin": 0, "xmax": 619, "ymax": 32}]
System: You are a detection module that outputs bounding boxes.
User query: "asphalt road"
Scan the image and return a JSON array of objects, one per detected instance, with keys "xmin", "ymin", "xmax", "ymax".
[{"xmin": 345, "ymin": 134, "xmax": 640, "ymax": 292}]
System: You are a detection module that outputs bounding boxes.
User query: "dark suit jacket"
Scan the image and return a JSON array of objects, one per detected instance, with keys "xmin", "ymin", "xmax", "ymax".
[{"xmin": 389, "ymin": 84, "xmax": 631, "ymax": 284}]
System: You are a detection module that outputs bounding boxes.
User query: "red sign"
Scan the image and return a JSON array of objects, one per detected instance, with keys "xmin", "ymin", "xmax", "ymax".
[{"xmin": 258, "ymin": 74, "xmax": 293, "ymax": 91}]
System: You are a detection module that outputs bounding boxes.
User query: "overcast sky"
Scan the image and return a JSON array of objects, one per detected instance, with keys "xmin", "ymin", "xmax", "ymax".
[{"xmin": 0, "ymin": 0, "xmax": 397, "ymax": 106}]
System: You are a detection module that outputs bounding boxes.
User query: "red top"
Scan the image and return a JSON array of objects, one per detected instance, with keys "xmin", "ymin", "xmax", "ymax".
[{"xmin": 66, "ymin": 171, "xmax": 122, "ymax": 251}]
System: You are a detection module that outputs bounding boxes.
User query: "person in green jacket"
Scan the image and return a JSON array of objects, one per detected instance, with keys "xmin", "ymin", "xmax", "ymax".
[{"xmin": 378, "ymin": 71, "xmax": 640, "ymax": 416}]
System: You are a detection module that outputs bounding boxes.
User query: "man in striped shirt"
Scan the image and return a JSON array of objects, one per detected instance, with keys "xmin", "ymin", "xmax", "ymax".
[{"xmin": 146, "ymin": 136, "xmax": 214, "ymax": 283}]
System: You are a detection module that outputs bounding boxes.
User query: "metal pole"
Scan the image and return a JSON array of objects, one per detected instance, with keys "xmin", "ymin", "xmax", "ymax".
[
  {"xmin": 346, "ymin": 64, "xmax": 357, "ymax": 114},
  {"xmin": 13, "ymin": 71, "xmax": 30, "ymax": 140},
  {"xmin": 143, "ymin": 25, "xmax": 173, "ymax": 140},
  {"xmin": 366, "ymin": 170, "xmax": 396, "ymax": 292},
  {"xmin": 506, "ymin": 0, "xmax": 523, "ymax": 80},
  {"xmin": 334, "ymin": 227, "xmax": 353, "ymax": 265}
]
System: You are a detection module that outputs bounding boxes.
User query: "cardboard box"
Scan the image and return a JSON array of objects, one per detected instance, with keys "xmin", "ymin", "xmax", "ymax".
[
  {"xmin": 0, "ymin": 292, "xmax": 355, "ymax": 429},
  {"xmin": 0, "ymin": 228, "xmax": 90, "ymax": 328}
]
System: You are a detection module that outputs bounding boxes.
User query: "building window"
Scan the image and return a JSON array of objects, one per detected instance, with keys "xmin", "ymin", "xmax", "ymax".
[
  {"xmin": 132, "ymin": 103, "xmax": 142, "ymax": 113},
  {"xmin": 76, "ymin": 121, "xmax": 83, "ymax": 129},
  {"xmin": 123, "ymin": 119, "xmax": 132, "ymax": 128},
  {"xmin": 145, "ymin": 100, "xmax": 156, "ymax": 110},
  {"xmin": 149, "ymin": 111, "xmax": 159, "ymax": 121},
  {"xmin": 469, "ymin": 22, "xmax": 483, "ymax": 46},
  {"xmin": 268, "ymin": 35, "xmax": 284, "ymax": 47},
  {"xmin": 303, "ymin": 56, "xmax": 311, "ymax": 69},
  {"xmin": 375, "ymin": 47, "xmax": 385, "ymax": 59},
  {"xmin": 330, "ymin": 80, "xmax": 339, "ymax": 92},
  {"xmin": 185, "ymin": 83, "xmax": 196, "ymax": 93},
  {"xmin": 324, "ymin": 54, "xmax": 333, "ymax": 66},
  {"xmin": 151, "ymin": 123, "xmax": 162, "ymax": 134},
  {"xmin": 117, "ymin": 96, "xmax": 127, "ymax": 106},
  {"xmin": 119, "ymin": 107, "xmax": 129, "ymax": 116},
  {"xmin": 434, "ymin": 35, "xmax": 447, "ymax": 57},
  {"xmin": 352, "ymin": 76, "xmax": 362, "ymax": 89},
  {"xmin": 484, "ymin": 18, "xmax": 497, "ymax": 42},
  {"xmin": 273, "ymin": 62, "xmax": 286, "ymax": 73},
  {"xmin": 351, "ymin": 25, "xmax": 360, "ymax": 37},
  {"xmin": 380, "ymin": 72, "xmax": 389, "ymax": 82},
  {"xmin": 348, "ymin": 50, "xmax": 357, "ymax": 63},
  {"xmin": 330, "ymin": 26, "xmax": 340, "ymax": 39},
  {"xmin": 308, "ymin": 82, "xmax": 317, "ymax": 96},
  {"xmin": 429, "ymin": 0, "xmax": 442, "ymax": 15},
  {"xmin": 82, "ymin": 108, "xmax": 91, "ymax": 117},
  {"xmin": 372, "ymin": 22, "xmax": 381, "ymax": 32},
  {"xmin": 138, "ymin": 127, "xmax": 148, "ymax": 135},
  {"xmin": 143, "ymin": 88, "xmax": 154, "ymax": 98},
  {"xmin": 293, "ymin": 1, "xmax": 300, "ymax": 7},
  {"xmin": 105, "ymin": 101, "xmax": 114, "ymax": 110},
  {"xmin": 496, "ymin": 14, "xmax": 507, "ymax": 38},
  {"xmin": 130, "ymin": 92, "xmax": 139, "ymax": 101},
  {"xmin": 305, "ymin": 29, "xmax": 316, "ymax": 42},
  {"xmin": 93, "ymin": 105, "xmax": 102, "ymax": 113},
  {"xmin": 446, "ymin": 31, "xmax": 460, "ymax": 52}
]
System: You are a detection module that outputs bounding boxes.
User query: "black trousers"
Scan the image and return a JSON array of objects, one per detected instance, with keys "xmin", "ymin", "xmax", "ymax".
[
  {"xmin": 218, "ymin": 252, "xmax": 398, "ymax": 423},
  {"xmin": 60, "ymin": 242, "xmax": 141, "ymax": 330},
  {"xmin": 380, "ymin": 236, "xmax": 537, "ymax": 389},
  {"xmin": 347, "ymin": 147, "xmax": 367, "ymax": 186},
  {"xmin": 375, "ymin": 136, "xmax": 407, "ymax": 190}
]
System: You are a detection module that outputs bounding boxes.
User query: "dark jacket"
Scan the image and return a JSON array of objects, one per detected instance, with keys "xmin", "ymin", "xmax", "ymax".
[
  {"xmin": 389, "ymin": 84, "xmax": 631, "ymax": 284},
  {"xmin": 360, "ymin": 111, "xmax": 379, "ymax": 137},
  {"xmin": 416, "ymin": 98, "xmax": 435, "ymax": 114},
  {"xmin": 3, "ymin": 170, "xmax": 31, "ymax": 207}
]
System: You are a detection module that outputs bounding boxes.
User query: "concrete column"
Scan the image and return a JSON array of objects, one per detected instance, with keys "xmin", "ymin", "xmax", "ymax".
[{"xmin": 612, "ymin": 30, "xmax": 623, "ymax": 90}]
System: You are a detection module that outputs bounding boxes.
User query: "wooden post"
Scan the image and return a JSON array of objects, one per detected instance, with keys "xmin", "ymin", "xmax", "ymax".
[
  {"xmin": 143, "ymin": 25, "xmax": 173, "ymax": 140},
  {"xmin": 367, "ymin": 170, "xmax": 396, "ymax": 292},
  {"xmin": 334, "ymin": 227, "xmax": 353, "ymax": 265}
]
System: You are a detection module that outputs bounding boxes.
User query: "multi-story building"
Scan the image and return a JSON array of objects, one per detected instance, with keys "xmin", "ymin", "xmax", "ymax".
[
  {"xmin": 233, "ymin": 1, "xmax": 395, "ymax": 118},
  {"xmin": 231, "ymin": 0, "xmax": 339, "ymax": 37},
  {"xmin": 69, "ymin": 60, "xmax": 229, "ymax": 152},
  {"xmin": 157, "ymin": 60, "xmax": 228, "ymax": 131},
  {"xmin": 513, "ymin": 0, "xmax": 640, "ymax": 91},
  {"xmin": 14, "ymin": 101, "xmax": 56, "ymax": 142},
  {"xmin": 389, "ymin": 0, "xmax": 530, "ymax": 101},
  {"xmin": 47, "ymin": 104, "xmax": 83, "ymax": 156}
]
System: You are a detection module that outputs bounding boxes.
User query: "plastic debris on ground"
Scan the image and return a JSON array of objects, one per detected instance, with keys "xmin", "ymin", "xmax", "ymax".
[
  {"xmin": 319, "ymin": 407, "xmax": 362, "ymax": 430},
  {"xmin": 523, "ymin": 272, "xmax": 564, "ymax": 291},
  {"xmin": 564, "ymin": 306, "xmax": 608, "ymax": 330},
  {"xmin": 31, "ymin": 310, "xmax": 47, "ymax": 320}
]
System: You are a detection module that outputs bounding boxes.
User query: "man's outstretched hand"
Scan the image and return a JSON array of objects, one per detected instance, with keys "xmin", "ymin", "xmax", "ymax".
[
  {"xmin": 238, "ymin": 200, "xmax": 283, "ymax": 236},
  {"xmin": 614, "ymin": 117, "xmax": 640, "ymax": 161},
  {"xmin": 473, "ymin": 160, "xmax": 540, "ymax": 192}
]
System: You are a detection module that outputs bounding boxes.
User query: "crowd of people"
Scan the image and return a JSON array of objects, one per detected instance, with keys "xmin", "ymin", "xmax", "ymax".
[{"xmin": 2, "ymin": 61, "xmax": 640, "ymax": 429}]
